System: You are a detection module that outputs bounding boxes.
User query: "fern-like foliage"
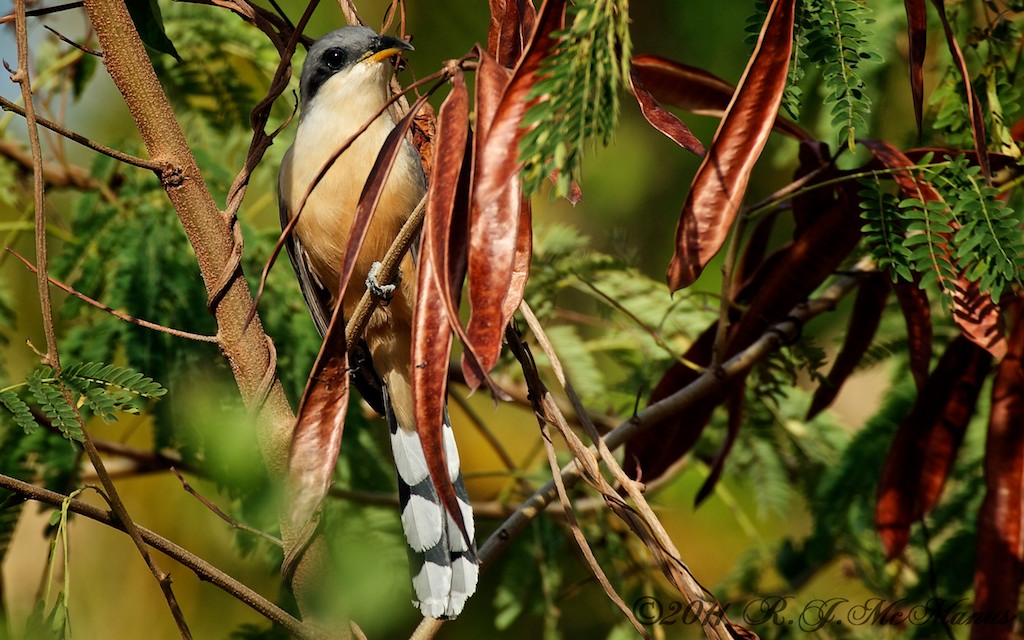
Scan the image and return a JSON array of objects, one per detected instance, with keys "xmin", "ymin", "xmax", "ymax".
[
  {"xmin": 859, "ymin": 154, "xmax": 1024, "ymax": 307},
  {"xmin": 62, "ymin": 362, "xmax": 167, "ymax": 422},
  {"xmin": 858, "ymin": 176, "xmax": 914, "ymax": 282},
  {"xmin": 25, "ymin": 371, "xmax": 83, "ymax": 442},
  {"xmin": 520, "ymin": 0, "xmax": 632, "ymax": 198},
  {"xmin": 900, "ymin": 190, "xmax": 958, "ymax": 294},
  {"xmin": 937, "ymin": 158, "xmax": 1024, "ymax": 302},
  {"xmin": 782, "ymin": 2, "xmax": 810, "ymax": 121},
  {"xmin": 0, "ymin": 363, "xmax": 166, "ymax": 442},
  {"xmin": 928, "ymin": 6, "xmax": 1024, "ymax": 154},
  {"xmin": 802, "ymin": 0, "xmax": 880, "ymax": 150},
  {"xmin": 0, "ymin": 390, "xmax": 38, "ymax": 435}
]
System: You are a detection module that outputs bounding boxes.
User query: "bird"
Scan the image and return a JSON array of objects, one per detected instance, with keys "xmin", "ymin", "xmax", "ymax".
[{"xmin": 277, "ymin": 26, "xmax": 478, "ymax": 619}]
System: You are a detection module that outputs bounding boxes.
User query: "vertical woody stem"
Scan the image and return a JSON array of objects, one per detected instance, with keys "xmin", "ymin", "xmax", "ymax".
[{"xmin": 79, "ymin": 0, "xmax": 334, "ymax": 633}]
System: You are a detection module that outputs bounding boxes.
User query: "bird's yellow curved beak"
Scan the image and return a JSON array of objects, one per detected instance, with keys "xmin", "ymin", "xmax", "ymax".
[
  {"xmin": 363, "ymin": 47, "xmax": 406, "ymax": 64},
  {"xmin": 360, "ymin": 36, "xmax": 414, "ymax": 64}
]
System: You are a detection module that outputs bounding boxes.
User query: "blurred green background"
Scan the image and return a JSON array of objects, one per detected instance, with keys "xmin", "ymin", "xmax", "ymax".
[{"xmin": 0, "ymin": 0, "xmax": 951, "ymax": 638}]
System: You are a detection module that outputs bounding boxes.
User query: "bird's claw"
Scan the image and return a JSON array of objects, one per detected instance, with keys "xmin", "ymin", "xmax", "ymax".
[{"xmin": 366, "ymin": 261, "xmax": 400, "ymax": 301}]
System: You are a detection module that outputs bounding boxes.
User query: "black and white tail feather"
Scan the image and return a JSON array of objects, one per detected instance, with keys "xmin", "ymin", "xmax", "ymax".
[
  {"xmin": 278, "ymin": 26, "xmax": 478, "ymax": 619},
  {"xmin": 280, "ymin": 230, "xmax": 479, "ymax": 618},
  {"xmin": 384, "ymin": 386, "xmax": 479, "ymax": 618}
]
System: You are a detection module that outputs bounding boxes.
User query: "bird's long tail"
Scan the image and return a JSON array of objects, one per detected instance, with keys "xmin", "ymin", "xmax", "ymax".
[{"xmin": 383, "ymin": 385, "xmax": 479, "ymax": 619}]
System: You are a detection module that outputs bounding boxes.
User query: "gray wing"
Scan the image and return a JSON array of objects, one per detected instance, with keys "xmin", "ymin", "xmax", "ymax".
[
  {"xmin": 278, "ymin": 159, "xmax": 386, "ymax": 415},
  {"xmin": 278, "ymin": 195, "xmax": 333, "ymax": 337}
]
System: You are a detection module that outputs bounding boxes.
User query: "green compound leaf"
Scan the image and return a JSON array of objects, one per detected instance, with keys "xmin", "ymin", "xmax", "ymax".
[
  {"xmin": 0, "ymin": 390, "xmax": 41, "ymax": 435},
  {"xmin": 61, "ymin": 362, "xmax": 167, "ymax": 399},
  {"xmin": 26, "ymin": 372, "xmax": 83, "ymax": 443},
  {"xmin": 803, "ymin": 0, "xmax": 880, "ymax": 150},
  {"xmin": 517, "ymin": 0, "xmax": 631, "ymax": 199}
]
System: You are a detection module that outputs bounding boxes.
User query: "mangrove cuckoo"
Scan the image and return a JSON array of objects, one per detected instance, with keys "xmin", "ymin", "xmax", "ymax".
[{"xmin": 278, "ymin": 26, "xmax": 478, "ymax": 619}]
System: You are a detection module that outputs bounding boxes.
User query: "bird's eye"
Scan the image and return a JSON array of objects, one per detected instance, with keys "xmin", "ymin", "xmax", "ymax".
[{"xmin": 323, "ymin": 48, "xmax": 346, "ymax": 70}]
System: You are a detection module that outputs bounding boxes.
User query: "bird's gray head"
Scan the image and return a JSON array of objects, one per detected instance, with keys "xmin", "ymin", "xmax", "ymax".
[{"xmin": 299, "ymin": 26, "xmax": 413, "ymax": 108}]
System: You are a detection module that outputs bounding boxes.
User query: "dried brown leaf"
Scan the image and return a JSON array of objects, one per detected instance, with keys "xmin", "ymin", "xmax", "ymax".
[
  {"xmin": 971, "ymin": 302, "xmax": 1024, "ymax": 640},
  {"xmin": 488, "ymin": 0, "xmax": 537, "ymax": 67},
  {"xmin": 903, "ymin": 0, "xmax": 926, "ymax": 137},
  {"xmin": 666, "ymin": 0, "xmax": 797, "ymax": 291},
  {"xmin": 413, "ymin": 207, "xmax": 470, "ymax": 547},
  {"xmin": 284, "ymin": 328, "xmax": 349, "ymax": 575},
  {"xmin": 876, "ymin": 336, "xmax": 992, "ymax": 559},
  {"xmin": 893, "ymin": 278, "xmax": 933, "ymax": 391},
  {"xmin": 412, "ymin": 101, "xmax": 436, "ymax": 179},
  {"xmin": 628, "ymin": 69, "xmax": 705, "ymax": 156},
  {"xmin": 463, "ymin": 43, "xmax": 538, "ymax": 386},
  {"xmin": 473, "ymin": 0, "xmax": 565, "ymax": 210},
  {"xmin": 729, "ymin": 191, "xmax": 862, "ymax": 353},
  {"xmin": 952, "ymin": 280, "xmax": 1008, "ymax": 360},
  {"xmin": 425, "ymin": 71, "xmax": 471, "ymax": 329},
  {"xmin": 501, "ymin": 195, "xmax": 532, "ymax": 327},
  {"xmin": 630, "ymin": 54, "xmax": 811, "ymax": 141}
]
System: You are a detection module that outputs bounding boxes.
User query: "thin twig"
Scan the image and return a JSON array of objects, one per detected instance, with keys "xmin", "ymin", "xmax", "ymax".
[
  {"xmin": 222, "ymin": 0, "xmax": 318, "ymax": 221},
  {"xmin": 448, "ymin": 364, "xmax": 621, "ymax": 432},
  {"xmin": 7, "ymin": 248, "xmax": 220, "ymax": 343},
  {"xmin": 11, "ymin": 4, "xmax": 192, "ymax": 635},
  {"xmin": 10, "ymin": 0, "xmax": 58, "ymax": 369},
  {"xmin": 520, "ymin": 300, "xmax": 734, "ymax": 638},
  {"xmin": 171, "ymin": 468, "xmax": 283, "ymax": 547},
  {"xmin": 0, "ymin": 1, "xmax": 83, "ymax": 24},
  {"xmin": 519, "ymin": 332, "xmax": 650, "ymax": 637},
  {"xmin": 337, "ymin": 0, "xmax": 365, "ymax": 26},
  {"xmin": 0, "ymin": 473, "xmax": 322, "ymax": 639},
  {"xmin": 44, "ymin": 25, "xmax": 103, "ymax": 57},
  {"xmin": 264, "ymin": 0, "xmax": 294, "ymax": 31},
  {"xmin": 343, "ymin": 193, "xmax": 426, "ymax": 351},
  {"xmin": 411, "ymin": 270, "xmax": 866, "ymax": 639},
  {"xmin": 544, "ymin": 423, "xmax": 650, "ymax": 637},
  {"xmin": 0, "ymin": 96, "xmax": 163, "ymax": 172}
]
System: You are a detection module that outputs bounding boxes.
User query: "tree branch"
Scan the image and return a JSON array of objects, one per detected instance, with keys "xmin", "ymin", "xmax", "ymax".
[
  {"xmin": 0, "ymin": 473, "xmax": 322, "ymax": 639},
  {"xmin": 0, "ymin": 96, "xmax": 164, "ymax": 172},
  {"xmin": 77, "ymin": 0, "xmax": 323, "ymax": 626},
  {"xmin": 9, "ymin": 3, "xmax": 193, "ymax": 635},
  {"xmin": 7, "ymin": 248, "xmax": 220, "ymax": 343},
  {"xmin": 0, "ymin": 139, "xmax": 99, "ymax": 190},
  {"xmin": 411, "ymin": 270, "xmax": 866, "ymax": 638}
]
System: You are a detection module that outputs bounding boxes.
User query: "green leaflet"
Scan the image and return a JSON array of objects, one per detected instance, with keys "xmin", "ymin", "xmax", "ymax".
[
  {"xmin": 859, "ymin": 155, "xmax": 1024, "ymax": 311},
  {"xmin": 0, "ymin": 390, "xmax": 40, "ymax": 435},
  {"xmin": 26, "ymin": 371, "xmax": 83, "ymax": 442},
  {"xmin": 803, "ymin": 0, "xmax": 880, "ymax": 150},
  {"xmin": 0, "ymin": 362, "xmax": 167, "ymax": 441},
  {"xmin": 519, "ymin": 0, "xmax": 632, "ymax": 199}
]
